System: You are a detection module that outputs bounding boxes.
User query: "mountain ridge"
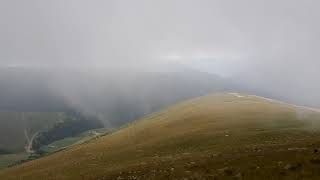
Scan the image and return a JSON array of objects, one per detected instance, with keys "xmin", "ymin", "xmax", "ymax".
[{"xmin": 2, "ymin": 93, "xmax": 320, "ymax": 179}]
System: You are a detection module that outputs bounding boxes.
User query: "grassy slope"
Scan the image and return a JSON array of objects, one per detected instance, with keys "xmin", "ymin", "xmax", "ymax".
[
  {"xmin": 0, "ymin": 153, "xmax": 29, "ymax": 170},
  {"xmin": 1, "ymin": 93, "xmax": 320, "ymax": 180},
  {"xmin": 0, "ymin": 112, "xmax": 65, "ymax": 169},
  {"xmin": 40, "ymin": 128, "xmax": 111, "ymax": 155}
]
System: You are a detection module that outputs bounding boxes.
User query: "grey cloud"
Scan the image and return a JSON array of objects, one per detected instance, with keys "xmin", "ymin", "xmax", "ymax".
[{"xmin": 0, "ymin": 0, "xmax": 320, "ymax": 110}]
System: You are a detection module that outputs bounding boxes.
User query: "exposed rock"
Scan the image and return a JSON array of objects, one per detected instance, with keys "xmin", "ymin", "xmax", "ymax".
[
  {"xmin": 234, "ymin": 172, "xmax": 243, "ymax": 179},
  {"xmin": 277, "ymin": 161, "xmax": 283, "ymax": 166},
  {"xmin": 284, "ymin": 164, "xmax": 292, "ymax": 170},
  {"xmin": 284, "ymin": 163, "xmax": 302, "ymax": 171}
]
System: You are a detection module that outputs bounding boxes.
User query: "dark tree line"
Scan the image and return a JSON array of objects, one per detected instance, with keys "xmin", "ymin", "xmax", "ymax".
[{"xmin": 32, "ymin": 112, "xmax": 103, "ymax": 152}]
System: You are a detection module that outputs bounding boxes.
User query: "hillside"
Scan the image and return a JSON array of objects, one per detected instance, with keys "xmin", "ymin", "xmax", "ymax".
[
  {"xmin": 1, "ymin": 93, "xmax": 320, "ymax": 179},
  {"xmin": 0, "ymin": 112, "xmax": 65, "ymax": 153},
  {"xmin": 0, "ymin": 112, "xmax": 103, "ymax": 169}
]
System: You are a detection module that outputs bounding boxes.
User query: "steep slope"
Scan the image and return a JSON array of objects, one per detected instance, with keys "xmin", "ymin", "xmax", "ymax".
[
  {"xmin": 0, "ymin": 112, "xmax": 103, "ymax": 169},
  {"xmin": 1, "ymin": 93, "xmax": 320, "ymax": 180}
]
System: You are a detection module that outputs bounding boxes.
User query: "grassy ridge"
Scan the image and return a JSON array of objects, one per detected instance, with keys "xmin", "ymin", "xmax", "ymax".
[{"xmin": 1, "ymin": 93, "xmax": 320, "ymax": 179}]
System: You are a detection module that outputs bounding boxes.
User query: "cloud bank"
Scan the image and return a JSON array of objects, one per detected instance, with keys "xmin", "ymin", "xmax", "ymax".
[{"xmin": 0, "ymin": 0, "xmax": 319, "ymax": 107}]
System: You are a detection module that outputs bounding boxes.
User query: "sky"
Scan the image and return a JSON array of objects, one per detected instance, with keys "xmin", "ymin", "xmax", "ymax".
[{"xmin": 0, "ymin": 0, "xmax": 320, "ymax": 106}]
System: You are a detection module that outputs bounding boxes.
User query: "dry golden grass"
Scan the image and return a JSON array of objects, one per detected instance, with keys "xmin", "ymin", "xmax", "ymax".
[{"xmin": 1, "ymin": 93, "xmax": 320, "ymax": 180}]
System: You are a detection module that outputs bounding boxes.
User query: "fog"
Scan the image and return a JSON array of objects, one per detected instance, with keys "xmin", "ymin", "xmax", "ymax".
[{"xmin": 1, "ymin": 0, "xmax": 320, "ymax": 125}]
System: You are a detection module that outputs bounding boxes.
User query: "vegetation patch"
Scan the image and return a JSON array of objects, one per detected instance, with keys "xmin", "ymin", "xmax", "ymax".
[{"xmin": 32, "ymin": 114, "xmax": 103, "ymax": 153}]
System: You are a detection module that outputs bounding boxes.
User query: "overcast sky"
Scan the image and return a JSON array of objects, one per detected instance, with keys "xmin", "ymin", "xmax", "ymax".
[{"xmin": 1, "ymin": 0, "xmax": 320, "ymax": 105}]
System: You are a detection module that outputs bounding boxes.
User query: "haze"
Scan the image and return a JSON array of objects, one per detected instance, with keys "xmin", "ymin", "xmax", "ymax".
[{"xmin": 1, "ymin": 0, "xmax": 320, "ymax": 118}]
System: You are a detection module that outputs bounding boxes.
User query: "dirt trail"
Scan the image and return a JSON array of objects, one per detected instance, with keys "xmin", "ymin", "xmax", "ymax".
[
  {"xmin": 251, "ymin": 95, "xmax": 320, "ymax": 113},
  {"xmin": 21, "ymin": 113, "xmax": 39, "ymax": 153},
  {"xmin": 24, "ymin": 130, "xmax": 39, "ymax": 153},
  {"xmin": 24, "ymin": 129, "xmax": 30, "ymax": 146},
  {"xmin": 228, "ymin": 93, "xmax": 320, "ymax": 113}
]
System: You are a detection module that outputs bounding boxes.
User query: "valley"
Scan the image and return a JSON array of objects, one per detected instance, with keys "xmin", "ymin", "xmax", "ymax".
[{"xmin": 0, "ymin": 112, "xmax": 104, "ymax": 169}]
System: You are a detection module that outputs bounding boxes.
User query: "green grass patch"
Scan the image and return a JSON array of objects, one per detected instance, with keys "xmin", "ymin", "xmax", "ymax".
[{"xmin": 0, "ymin": 153, "xmax": 29, "ymax": 169}]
